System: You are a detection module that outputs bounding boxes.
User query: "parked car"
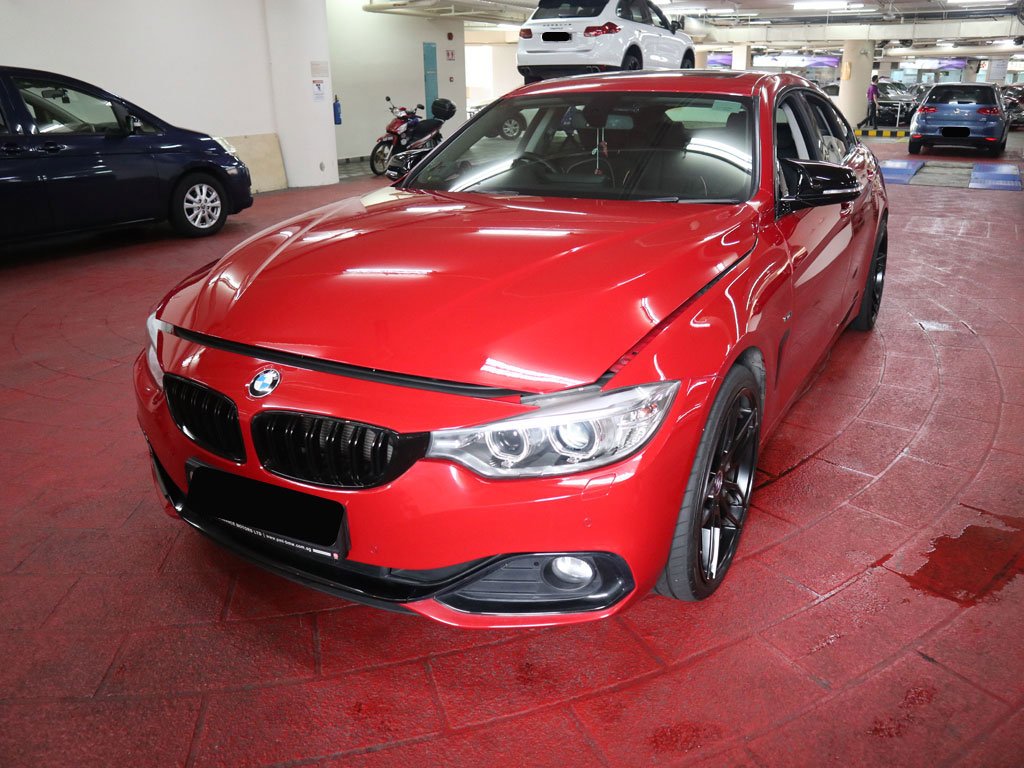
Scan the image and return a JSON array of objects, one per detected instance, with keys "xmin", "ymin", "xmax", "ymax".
[
  {"xmin": 874, "ymin": 81, "xmax": 917, "ymax": 126},
  {"xmin": 0, "ymin": 66, "xmax": 252, "ymax": 241},
  {"xmin": 517, "ymin": 0, "xmax": 695, "ymax": 83},
  {"xmin": 1001, "ymin": 85, "xmax": 1024, "ymax": 129},
  {"xmin": 136, "ymin": 71, "xmax": 888, "ymax": 628},
  {"xmin": 909, "ymin": 82, "xmax": 1009, "ymax": 155}
]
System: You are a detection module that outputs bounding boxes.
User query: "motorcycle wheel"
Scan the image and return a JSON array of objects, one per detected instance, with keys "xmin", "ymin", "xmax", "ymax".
[{"xmin": 370, "ymin": 141, "xmax": 392, "ymax": 176}]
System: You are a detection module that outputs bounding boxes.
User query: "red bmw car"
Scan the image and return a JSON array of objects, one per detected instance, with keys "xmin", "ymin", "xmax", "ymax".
[{"xmin": 136, "ymin": 71, "xmax": 887, "ymax": 628}]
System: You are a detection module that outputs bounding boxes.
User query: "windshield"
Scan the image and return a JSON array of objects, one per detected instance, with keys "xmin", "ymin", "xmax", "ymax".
[
  {"xmin": 876, "ymin": 83, "xmax": 911, "ymax": 100},
  {"xmin": 404, "ymin": 92, "xmax": 755, "ymax": 203},
  {"xmin": 533, "ymin": 0, "xmax": 609, "ymax": 19}
]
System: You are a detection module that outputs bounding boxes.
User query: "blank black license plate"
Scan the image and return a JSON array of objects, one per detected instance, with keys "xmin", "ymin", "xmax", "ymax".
[
  {"xmin": 942, "ymin": 127, "xmax": 970, "ymax": 138},
  {"xmin": 187, "ymin": 466, "xmax": 348, "ymax": 559}
]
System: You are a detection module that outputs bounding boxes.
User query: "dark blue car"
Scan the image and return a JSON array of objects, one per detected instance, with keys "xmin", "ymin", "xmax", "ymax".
[{"xmin": 0, "ymin": 66, "xmax": 252, "ymax": 241}]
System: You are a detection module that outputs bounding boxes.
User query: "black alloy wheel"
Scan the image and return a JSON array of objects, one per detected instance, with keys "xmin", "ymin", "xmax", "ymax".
[
  {"xmin": 623, "ymin": 52, "xmax": 642, "ymax": 71},
  {"xmin": 657, "ymin": 365, "xmax": 760, "ymax": 601},
  {"xmin": 851, "ymin": 225, "xmax": 887, "ymax": 331}
]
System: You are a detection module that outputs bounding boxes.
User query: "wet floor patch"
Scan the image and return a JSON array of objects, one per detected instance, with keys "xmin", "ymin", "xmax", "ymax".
[{"xmin": 900, "ymin": 511, "xmax": 1024, "ymax": 606}]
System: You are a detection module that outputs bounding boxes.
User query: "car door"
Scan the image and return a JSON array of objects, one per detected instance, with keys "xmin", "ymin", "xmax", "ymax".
[
  {"xmin": 0, "ymin": 74, "xmax": 54, "ymax": 238},
  {"xmin": 10, "ymin": 74, "xmax": 160, "ymax": 233},
  {"xmin": 802, "ymin": 91, "xmax": 878, "ymax": 315},
  {"xmin": 644, "ymin": 1, "xmax": 682, "ymax": 68},
  {"xmin": 772, "ymin": 90, "xmax": 857, "ymax": 404}
]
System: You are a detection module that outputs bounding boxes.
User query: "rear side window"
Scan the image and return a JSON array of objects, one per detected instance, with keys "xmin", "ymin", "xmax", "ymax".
[
  {"xmin": 533, "ymin": 0, "xmax": 608, "ymax": 18},
  {"xmin": 927, "ymin": 86, "xmax": 996, "ymax": 106},
  {"xmin": 0, "ymin": 104, "xmax": 8, "ymax": 135}
]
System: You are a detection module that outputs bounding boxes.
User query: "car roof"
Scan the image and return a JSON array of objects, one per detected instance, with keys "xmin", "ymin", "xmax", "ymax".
[{"xmin": 511, "ymin": 69, "xmax": 809, "ymax": 99}]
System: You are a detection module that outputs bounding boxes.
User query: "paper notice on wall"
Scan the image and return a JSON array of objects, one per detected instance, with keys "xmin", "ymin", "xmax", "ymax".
[
  {"xmin": 310, "ymin": 60, "xmax": 330, "ymax": 78},
  {"xmin": 986, "ymin": 59, "xmax": 1008, "ymax": 83},
  {"xmin": 312, "ymin": 79, "xmax": 326, "ymax": 101}
]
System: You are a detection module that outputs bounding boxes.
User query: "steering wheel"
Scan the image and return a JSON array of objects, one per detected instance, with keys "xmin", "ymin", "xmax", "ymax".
[
  {"xmin": 514, "ymin": 151, "xmax": 559, "ymax": 174},
  {"xmin": 564, "ymin": 157, "xmax": 615, "ymax": 185}
]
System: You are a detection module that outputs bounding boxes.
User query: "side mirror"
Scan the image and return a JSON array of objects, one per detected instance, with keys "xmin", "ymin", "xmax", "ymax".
[
  {"xmin": 111, "ymin": 101, "xmax": 142, "ymax": 135},
  {"xmin": 385, "ymin": 147, "xmax": 431, "ymax": 181},
  {"xmin": 671, "ymin": 20, "xmax": 681, "ymax": 32},
  {"xmin": 125, "ymin": 115, "xmax": 143, "ymax": 135},
  {"xmin": 779, "ymin": 158, "xmax": 861, "ymax": 214}
]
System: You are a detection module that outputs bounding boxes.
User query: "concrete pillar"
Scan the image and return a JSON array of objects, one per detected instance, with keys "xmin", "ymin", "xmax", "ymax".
[
  {"xmin": 264, "ymin": 0, "xmax": 339, "ymax": 188},
  {"xmin": 695, "ymin": 50, "xmax": 710, "ymax": 68},
  {"xmin": 837, "ymin": 39, "xmax": 874, "ymax": 127},
  {"xmin": 731, "ymin": 45, "xmax": 751, "ymax": 71},
  {"xmin": 963, "ymin": 61, "xmax": 978, "ymax": 83},
  {"xmin": 877, "ymin": 61, "xmax": 893, "ymax": 78}
]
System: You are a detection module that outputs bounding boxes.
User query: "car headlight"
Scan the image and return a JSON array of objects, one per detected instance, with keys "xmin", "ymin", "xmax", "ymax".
[
  {"xmin": 145, "ymin": 312, "xmax": 174, "ymax": 388},
  {"xmin": 212, "ymin": 137, "xmax": 238, "ymax": 156},
  {"xmin": 426, "ymin": 381, "xmax": 679, "ymax": 478}
]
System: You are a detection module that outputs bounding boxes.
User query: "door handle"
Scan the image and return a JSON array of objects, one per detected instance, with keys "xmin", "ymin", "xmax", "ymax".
[
  {"xmin": 1, "ymin": 143, "xmax": 27, "ymax": 155},
  {"xmin": 33, "ymin": 142, "xmax": 68, "ymax": 154}
]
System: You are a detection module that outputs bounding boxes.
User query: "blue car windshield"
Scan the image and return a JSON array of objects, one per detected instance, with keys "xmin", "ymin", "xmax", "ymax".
[{"xmin": 405, "ymin": 92, "xmax": 755, "ymax": 204}]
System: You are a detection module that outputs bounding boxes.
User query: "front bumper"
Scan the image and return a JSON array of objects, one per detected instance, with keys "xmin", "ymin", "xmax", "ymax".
[{"xmin": 134, "ymin": 337, "xmax": 708, "ymax": 628}]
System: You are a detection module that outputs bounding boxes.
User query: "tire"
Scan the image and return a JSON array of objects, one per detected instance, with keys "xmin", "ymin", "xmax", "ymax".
[
  {"xmin": 623, "ymin": 52, "xmax": 642, "ymax": 71},
  {"xmin": 908, "ymin": 140, "xmax": 921, "ymax": 155},
  {"xmin": 370, "ymin": 140, "xmax": 392, "ymax": 176},
  {"xmin": 499, "ymin": 113, "xmax": 525, "ymax": 141},
  {"xmin": 169, "ymin": 174, "xmax": 228, "ymax": 237},
  {"xmin": 682, "ymin": 51, "xmax": 695, "ymax": 69},
  {"xmin": 656, "ymin": 364, "xmax": 761, "ymax": 602},
  {"xmin": 850, "ymin": 223, "xmax": 887, "ymax": 331}
]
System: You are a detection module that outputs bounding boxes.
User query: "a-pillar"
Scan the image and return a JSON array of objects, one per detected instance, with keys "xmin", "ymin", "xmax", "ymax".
[
  {"xmin": 264, "ymin": 0, "xmax": 339, "ymax": 187},
  {"xmin": 731, "ymin": 45, "xmax": 751, "ymax": 71},
  {"xmin": 837, "ymin": 39, "xmax": 874, "ymax": 127},
  {"xmin": 695, "ymin": 50, "xmax": 710, "ymax": 68}
]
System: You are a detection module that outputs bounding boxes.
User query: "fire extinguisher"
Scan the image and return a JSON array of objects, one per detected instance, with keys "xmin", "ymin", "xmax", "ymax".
[{"xmin": 333, "ymin": 95, "xmax": 342, "ymax": 125}]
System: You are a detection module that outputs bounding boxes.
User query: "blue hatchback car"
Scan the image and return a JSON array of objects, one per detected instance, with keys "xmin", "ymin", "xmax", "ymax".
[
  {"xmin": 909, "ymin": 82, "xmax": 1009, "ymax": 156},
  {"xmin": 0, "ymin": 66, "xmax": 252, "ymax": 241}
]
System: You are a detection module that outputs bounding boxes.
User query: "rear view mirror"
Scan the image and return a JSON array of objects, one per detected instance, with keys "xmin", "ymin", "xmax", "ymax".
[{"xmin": 779, "ymin": 158, "xmax": 861, "ymax": 213}]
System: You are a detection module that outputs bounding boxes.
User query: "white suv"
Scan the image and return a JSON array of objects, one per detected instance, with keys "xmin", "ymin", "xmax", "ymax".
[{"xmin": 517, "ymin": 0, "xmax": 695, "ymax": 83}]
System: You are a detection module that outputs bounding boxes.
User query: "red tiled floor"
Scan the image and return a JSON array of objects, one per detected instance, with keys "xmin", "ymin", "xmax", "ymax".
[
  {"xmin": 747, "ymin": 654, "xmax": 1007, "ymax": 766},
  {"xmin": 754, "ymin": 504, "xmax": 911, "ymax": 595},
  {"xmin": 1, "ymin": 156, "xmax": 1022, "ymax": 767},
  {"xmin": 571, "ymin": 637, "xmax": 826, "ymax": 765}
]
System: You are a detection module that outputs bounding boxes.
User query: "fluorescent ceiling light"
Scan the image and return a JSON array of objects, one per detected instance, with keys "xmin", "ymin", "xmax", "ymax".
[
  {"xmin": 715, "ymin": 10, "xmax": 760, "ymax": 15},
  {"xmin": 945, "ymin": 0, "xmax": 1009, "ymax": 4},
  {"xmin": 704, "ymin": 8, "xmax": 745, "ymax": 14},
  {"xmin": 749, "ymin": 19, "xmax": 772, "ymax": 23},
  {"xmin": 793, "ymin": 1, "xmax": 860, "ymax": 9},
  {"xmin": 830, "ymin": 6, "xmax": 876, "ymax": 12}
]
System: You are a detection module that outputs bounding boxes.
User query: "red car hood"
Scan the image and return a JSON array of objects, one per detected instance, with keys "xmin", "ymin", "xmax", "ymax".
[{"xmin": 162, "ymin": 187, "xmax": 757, "ymax": 393}]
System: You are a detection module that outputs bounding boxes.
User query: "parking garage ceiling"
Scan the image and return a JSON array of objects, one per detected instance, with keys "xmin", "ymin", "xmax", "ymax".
[{"xmin": 363, "ymin": 0, "xmax": 1024, "ymax": 52}]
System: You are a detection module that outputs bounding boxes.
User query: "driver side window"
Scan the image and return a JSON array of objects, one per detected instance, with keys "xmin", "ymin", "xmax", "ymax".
[
  {"xmin": 15, "ymin": 78, "xmax": 120, "ymax": 135},
  {"xmin": 775, "ymin": 97, "xmax": 812, "ymax": 198}
]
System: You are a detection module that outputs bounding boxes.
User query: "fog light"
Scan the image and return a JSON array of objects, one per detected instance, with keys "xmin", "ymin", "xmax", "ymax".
[{"xmin": 550, "ymin": 556, "xmax": 595, "ymax": 586}]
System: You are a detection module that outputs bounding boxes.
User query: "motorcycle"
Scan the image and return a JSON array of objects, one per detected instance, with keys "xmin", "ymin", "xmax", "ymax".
[{"xmin": 370, "ymin": 96, "xmax": 456, "ymax": 176}]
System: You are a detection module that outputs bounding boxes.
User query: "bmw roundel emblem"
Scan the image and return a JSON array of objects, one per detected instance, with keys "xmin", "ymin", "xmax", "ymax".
[{"xmin": 248, "ymin": 368, "xmax": 281, "ymax": 398}]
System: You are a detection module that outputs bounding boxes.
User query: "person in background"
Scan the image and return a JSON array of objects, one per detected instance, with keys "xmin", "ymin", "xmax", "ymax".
[{"xmin": 858, "ymin": 75, "xmax": 879, "ymax": 129}]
